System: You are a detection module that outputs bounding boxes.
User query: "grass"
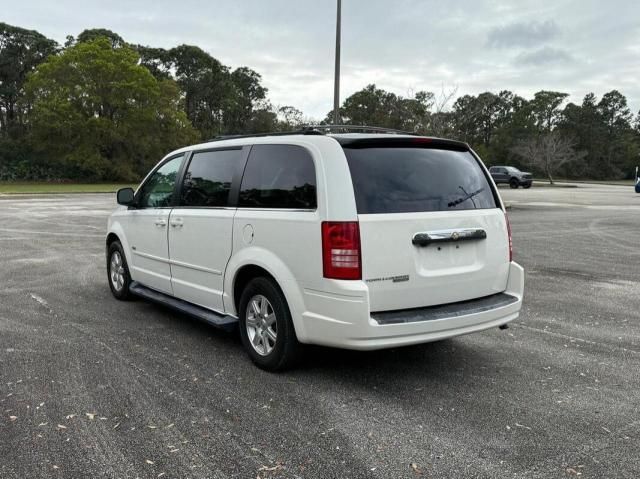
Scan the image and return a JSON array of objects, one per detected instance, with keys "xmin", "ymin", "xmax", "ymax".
[
  {"xmin": 549, "ymin": 179, "xmax": 635, "ymax": 186},
  {"xmin": 0, "ymin": 182, "xmax": 137, "ymax": 194}
]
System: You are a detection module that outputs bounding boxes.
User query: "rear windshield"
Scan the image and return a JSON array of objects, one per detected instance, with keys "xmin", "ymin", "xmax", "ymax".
[{"xmin": 343, "ymin": 145, "xmax": 497, "ymax": 214}]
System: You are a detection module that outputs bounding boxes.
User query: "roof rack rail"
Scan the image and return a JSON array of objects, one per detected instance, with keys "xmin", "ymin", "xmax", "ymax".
[
  {"xmin": 206, "ymin": 124, "xmax": 418, "ymax": 142},
  {"xmin": 305, "ymin": 124, "xmax": 418, "ymax": 136},
  {"xmin": 207, "ymin": 129, "xmax": 324, "ymax": 142}
]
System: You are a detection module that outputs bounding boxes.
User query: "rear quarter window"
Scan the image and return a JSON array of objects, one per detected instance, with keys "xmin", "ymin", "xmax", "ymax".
[
  {"xmin": 343, "ymin": 145, "xmax": 497, "ymax": 214},
  {"xmin": 239, "ymin": 144, "xmax": 317, "ymax": 209}
]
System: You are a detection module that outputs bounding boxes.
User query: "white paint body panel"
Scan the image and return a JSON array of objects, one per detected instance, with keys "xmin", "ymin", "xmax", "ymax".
[
  {"xmin": 167, "ymin": 208, "xmax": 234, "ymax": 311},
  {"xmin": 107, "ymin": 134, "xmax": 524, "ymax": 350},
  {"xmin": 359, "ymin": 208, "xmax": 510, "ymax": 312},
  {"xmin": 115, "ymin": 208, "xmax": 173, "ymax": 295}
]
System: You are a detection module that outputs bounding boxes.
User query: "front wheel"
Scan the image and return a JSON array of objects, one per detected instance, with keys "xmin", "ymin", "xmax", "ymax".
[
  {"xmin": 107, "ymin": 241, "xmax": 133, "ymax": 300},
  {"xmin": 522, "ymin": 183, "xmax": 532, "ymax": 189},
  {"xmin": 238, "ymin": 277, "xmax": 301, "ymax": 371},
  {"xmin": 509, "ymin": 178, "xmax": 519, "ymax": 189}
]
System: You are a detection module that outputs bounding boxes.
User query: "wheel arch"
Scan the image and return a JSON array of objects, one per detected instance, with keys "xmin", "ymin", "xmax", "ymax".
[
  {"xmin": 225, "ymin": 250, "xmax": 309, "ymax": 343},
  {"xmin": 106, "ymin": 232, "xmax": 120, "ymax": 247},
  {"xmin": 233, "ymin": 265, "xmax": 278, "ymax": 315},
  {"xmin": 106, "ymin": 221, "xmax": 134, "ymax": 275}
]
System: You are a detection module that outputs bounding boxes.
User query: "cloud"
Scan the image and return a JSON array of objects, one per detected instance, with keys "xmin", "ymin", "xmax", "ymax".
[
  {"xmin": 2, "ymin": 0, "xmax": 640, "ymax": 118},
  {"xmin": 488, "ymin": 20, "xmax": 560, "ymax": 48},
  {"xmin": 516, "ymin": 46, "xmax": 574, "ymax": 65}
]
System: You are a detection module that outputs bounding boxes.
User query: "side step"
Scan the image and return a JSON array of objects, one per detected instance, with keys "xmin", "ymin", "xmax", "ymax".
[{"xmin": 129, "ymin": 282, "xmax": 238, "ymax": 332}]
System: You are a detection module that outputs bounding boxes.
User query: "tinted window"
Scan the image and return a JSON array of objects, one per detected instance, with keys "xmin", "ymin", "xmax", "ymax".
[
  {"xmin": 180, "ymin": 149, "xmax": 241, "ymax": 207},
  {"xmin": 138, "ymin": 155, "xmax": 183, "ymax": 208},
  {"xmin": 344, "ymin": 146, "xmax": 497, "ymax": 214},
  {"xmin": 239, "ymin": 145, "xmax": 317, "ymax": 209}
]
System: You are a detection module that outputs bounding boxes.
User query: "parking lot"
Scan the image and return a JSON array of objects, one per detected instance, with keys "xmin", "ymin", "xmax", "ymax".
[{"xmin": 0, "ymin": 184, "xmax": 639, "ymax": 478}]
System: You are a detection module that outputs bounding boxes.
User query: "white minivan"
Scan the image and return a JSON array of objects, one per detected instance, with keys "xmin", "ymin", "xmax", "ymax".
[{"xmin": 106, "ymin": 128, "xmax": 524, "ymax": 370}]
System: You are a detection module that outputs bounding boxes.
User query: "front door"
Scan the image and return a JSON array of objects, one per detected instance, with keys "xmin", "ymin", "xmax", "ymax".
[
  {"xmin": 168, "ymin": 148, "xmax": 243, "ymax": 312},
  {"xmin": 126, "ymin": 154, "xmax": 184, "ymax": 295}
]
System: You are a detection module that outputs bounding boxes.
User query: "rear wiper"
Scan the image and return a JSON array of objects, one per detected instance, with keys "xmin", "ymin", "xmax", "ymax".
[{"xmin": 447, "ymin": 187, "xmax": 484, "ymax": 208}]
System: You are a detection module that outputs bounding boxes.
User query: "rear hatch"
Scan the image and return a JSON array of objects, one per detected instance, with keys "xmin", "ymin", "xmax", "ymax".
[{"xmin": 342, "ymin": 138, "xmax": 510, "ymax": 312}]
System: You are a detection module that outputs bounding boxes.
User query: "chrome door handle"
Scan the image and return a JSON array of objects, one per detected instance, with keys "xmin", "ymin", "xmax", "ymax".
[
  {"xmin": 154, "ymin": 219, "xmax": 167, "ymax": 227},
  {"xmin": 170, "ymin": 219, "xmax": 183, "ymax": 228}
]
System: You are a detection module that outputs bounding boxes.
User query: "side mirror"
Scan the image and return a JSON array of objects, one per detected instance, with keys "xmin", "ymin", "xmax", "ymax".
[{"xmin": 117, "ymin": 187, "xmax": 135, "ymax": 206}]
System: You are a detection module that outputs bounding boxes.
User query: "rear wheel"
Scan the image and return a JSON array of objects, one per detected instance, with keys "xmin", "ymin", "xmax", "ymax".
[
  {"xmin": 107, "ymin": 241, "xmax": 132, "ymax": 300},
  {"xmin": 238, "ymin": 277, "xmax": 301, "ymax": 371},
  {"xmin": 509, "ymin": 178, "xmax": 519, "ymax": 189}
]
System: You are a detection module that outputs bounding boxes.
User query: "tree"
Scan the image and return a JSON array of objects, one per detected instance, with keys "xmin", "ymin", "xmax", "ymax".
[
  {"xmin": 277, "ymin": 106, "xmax": 304, "ymax": 130},
  {"xmin": 24, "ymin": 37, "xmax": 198, "ymax": 181},
  {"xmin": 133, "ymin": 45, "xmax": 278, "ymax": 137},
  {"xmin": 512, "ymin": 132, "xmax": 586, "ymax": 184},
  {"xmin": 0, "ymin": 23, "xmax": 57, "ymax": 136},
  {"xmin": 529, "ymin": 90, "xmax": 569, "ymax": 132},
  {"xmin": 225, "ymin": 67, "xmax": 269, "ymax": 134},
  {"xmin": 328, "ymin": 84, "xmax": 436, "ymax": 133},
  {"xmin": 557, "ymin": 91, "xmax": 637, "ymax": 179},
  {"xmin": 135, "ymin": 45, "xmax": 173, "ymax": 80},
  {"xmin": 597, "ymin": 90, "xmax": 634, "ymax": 175},
  {"xmin": 452, "ymin": 91, "xmax": 506, "ymax": 146},
  {"xmin": 75, "ymin": 28, "xmax": 126, "ymax": 48},
  {"xmin": 247, "ymin": 103, "xmax": 278, "ymax": 133},
  {"xmin": 422, "ymin": 87, "xmax": 456, "ymax": 138}
]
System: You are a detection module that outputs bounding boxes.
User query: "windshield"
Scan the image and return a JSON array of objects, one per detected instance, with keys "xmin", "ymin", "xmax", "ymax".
[
  {"xmin": 505, "ymin": 166, "xmax": 522, "ymax": 173},
  {"xmin": 343, "ymin": 145, "xmax": 497, "ymax": 214}
]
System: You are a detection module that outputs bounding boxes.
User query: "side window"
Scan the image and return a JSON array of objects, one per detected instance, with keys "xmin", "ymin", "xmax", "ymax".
[
  {"xmin": 238, "ymin": 145, "xmax": 317, "ymax": 209},
  {"xmin": 180, "ymin": 149, "xmax": 241, "ymax": 207},
  {"xmin": 138, "ymin": 155, "xmax": 183, "ymax": 208}
]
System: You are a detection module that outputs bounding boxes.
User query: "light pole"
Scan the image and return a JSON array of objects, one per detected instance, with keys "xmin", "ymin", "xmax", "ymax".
[{"xmin": 333, "ymin": 0, "xmax": 341, "ymax": 124}]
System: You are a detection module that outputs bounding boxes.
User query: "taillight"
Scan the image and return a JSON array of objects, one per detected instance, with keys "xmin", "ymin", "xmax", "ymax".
[
  {"xmin": 322, "ymin": 221, "xmax": 361, "ymax": 280},
  {"xmin": 505, "ymin": 212, "xmax": 513, "ymax": 262}
]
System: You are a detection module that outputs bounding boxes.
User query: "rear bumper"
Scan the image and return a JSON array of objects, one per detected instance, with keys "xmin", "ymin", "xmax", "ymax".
[{"xmin": 299, "ymin": 262, "xmax": 524, "ymax": 350}]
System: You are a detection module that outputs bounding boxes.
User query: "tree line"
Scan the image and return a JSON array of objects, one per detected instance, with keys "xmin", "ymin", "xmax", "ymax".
[
  {"xmin": 1, "ymin": 22, "xmax": 639, "ymax": 182},
  {"xmin": 327, "ymin": 86, "xmax": 640, "ymax": 182}
]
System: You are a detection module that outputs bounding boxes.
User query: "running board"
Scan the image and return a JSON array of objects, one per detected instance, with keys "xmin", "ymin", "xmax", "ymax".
[{"xmin": 129, "ymin": 282, "xmax": 238, "ymax": 332}]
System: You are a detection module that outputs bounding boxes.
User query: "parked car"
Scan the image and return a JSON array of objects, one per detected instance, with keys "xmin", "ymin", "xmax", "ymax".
[
  {"xmin": 489, "ymin": 166, "xmax": 533, "ymax": 188},
  {"xmin": 106, "ymin": 128, "xmax": 524, "ymax": 370}
]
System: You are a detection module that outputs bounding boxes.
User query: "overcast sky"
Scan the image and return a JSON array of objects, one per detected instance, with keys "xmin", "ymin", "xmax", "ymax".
[{"xmin": 5, "ymin": 0, "xmax": 640, "ymax": 119}]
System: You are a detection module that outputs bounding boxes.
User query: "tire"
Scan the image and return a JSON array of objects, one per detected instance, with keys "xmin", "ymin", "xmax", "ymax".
[
  {"xmin": 522, "ymin": 183, "xmax": 532, "ymax": 189},
  {"xmin": 238, "ymin": 277, "xmax": 301, "ymax": 371},
  {"xmin": 107, "ymin": 241, "xmax": 133, "ymax": 300},
  {"xmin": 509, "ymin": 178, "xmax": 519, "ymax": 189}
]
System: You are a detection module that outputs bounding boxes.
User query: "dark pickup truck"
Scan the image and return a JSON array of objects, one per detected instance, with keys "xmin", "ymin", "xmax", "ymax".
[{"xmin": 489, "ymin": 166, "xmax": 533, "ymax": 189}]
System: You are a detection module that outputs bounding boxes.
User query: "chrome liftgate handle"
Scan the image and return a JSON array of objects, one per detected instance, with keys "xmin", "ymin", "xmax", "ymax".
[{"xmin": 412, "ymin": 229, "xmax": 487, "ymax": 247}]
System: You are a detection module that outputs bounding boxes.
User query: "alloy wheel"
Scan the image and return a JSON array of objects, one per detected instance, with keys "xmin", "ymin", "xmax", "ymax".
[
  {"xmin": 110, "ymin": 251, "xmax": 125, "ymax": 292},
  {"xmin": 245, "ymin": 295, "xmax": 277, "ymax": 356}
]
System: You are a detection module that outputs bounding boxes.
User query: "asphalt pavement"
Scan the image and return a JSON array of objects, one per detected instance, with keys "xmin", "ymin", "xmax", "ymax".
[{"xmin": 0, "ymin": 184, "xmax": 639, "ymax": 478}]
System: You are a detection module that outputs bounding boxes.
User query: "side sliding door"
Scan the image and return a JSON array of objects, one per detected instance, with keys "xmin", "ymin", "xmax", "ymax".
[{"xmin": 167, "ymin": 147, "xmax": 248, "ymax": 311}]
